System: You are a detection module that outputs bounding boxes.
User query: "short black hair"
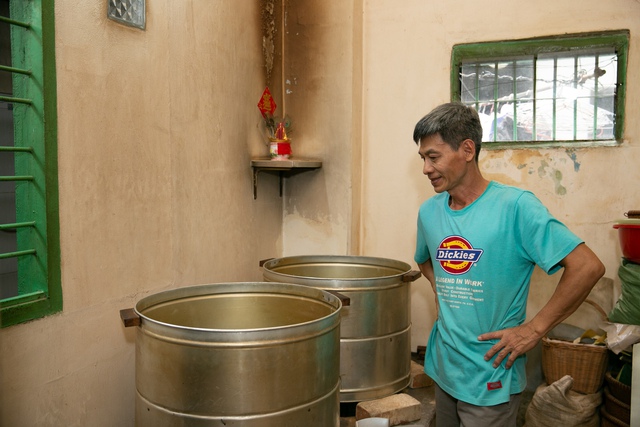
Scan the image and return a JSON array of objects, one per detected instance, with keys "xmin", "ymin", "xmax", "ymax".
[{"xmin": 413, "ymin": 102, "xmax": 483, "ymax": 161}]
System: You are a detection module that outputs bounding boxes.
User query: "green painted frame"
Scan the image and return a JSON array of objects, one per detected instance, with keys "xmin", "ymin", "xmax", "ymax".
[
  {"xmin": 0, "ymin": 0, "xmax": 61, "ymax": 327},
  {"xmin": 450, "ymin": 30, "xmax": 629, "ymax": 147}
]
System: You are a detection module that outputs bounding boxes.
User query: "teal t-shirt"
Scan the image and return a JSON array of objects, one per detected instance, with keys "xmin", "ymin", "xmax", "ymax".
[{"xmin": 414, "ymin": 181, "xmax": 582, "ymax": 406}]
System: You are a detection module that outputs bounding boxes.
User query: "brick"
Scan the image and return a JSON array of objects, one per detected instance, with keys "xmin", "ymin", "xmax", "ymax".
[
  {"xmin": 355, "ymin": 393, "xmax": 422, "ymax": 426},
  {"xmin": 409, "ymin": 360, "xmax": 434, "ymax": 389}
]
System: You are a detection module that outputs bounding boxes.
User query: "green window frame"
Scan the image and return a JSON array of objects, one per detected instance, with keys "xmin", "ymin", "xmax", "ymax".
[
  {"xmin": 451, "ymin": 31, "xmax": 629, "ymax": 148},
  {"xmin": 0, "ymin": 0, "xmax": 61, "ymax": 327}
]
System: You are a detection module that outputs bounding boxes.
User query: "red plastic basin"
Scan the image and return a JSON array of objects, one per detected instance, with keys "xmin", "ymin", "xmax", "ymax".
[{"xmin": 613, "ymin": 220, "xmax": 640, "ymax": 264}]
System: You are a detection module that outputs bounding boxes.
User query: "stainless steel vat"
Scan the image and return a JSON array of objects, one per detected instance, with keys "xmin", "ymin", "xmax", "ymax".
[
  {"xmin": 261, "ymin": 256, "xmax": 420, "ymax": 402},
  {"xmin": 120, "ymin": 282, "xmax": 344, "ymax": 426}
]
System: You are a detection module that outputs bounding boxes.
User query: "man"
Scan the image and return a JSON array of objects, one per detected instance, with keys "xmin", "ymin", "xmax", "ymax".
[{"xmin": 412, "ymin": 102, "xmax": 605, "ymax": 426}]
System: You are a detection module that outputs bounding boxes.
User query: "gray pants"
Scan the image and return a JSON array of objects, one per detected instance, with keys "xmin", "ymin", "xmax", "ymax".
[{"xmin": 435, "ymin": 384, "xmax": 521, "ymax": 427}]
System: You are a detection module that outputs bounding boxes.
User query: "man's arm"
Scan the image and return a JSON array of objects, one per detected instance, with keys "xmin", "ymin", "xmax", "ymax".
[
  {"xmin": 478, "ymin": 243, "xmax": 605, "ymax": 369},
  {"xmin": 418, "ymin": 259, "xmax": 439, "ymax": 317}
]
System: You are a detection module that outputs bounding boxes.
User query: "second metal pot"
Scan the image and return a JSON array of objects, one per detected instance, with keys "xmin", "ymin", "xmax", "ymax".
[{"xmin": 262, "ymin": 255, "xmax": 420, "ymax": 402}]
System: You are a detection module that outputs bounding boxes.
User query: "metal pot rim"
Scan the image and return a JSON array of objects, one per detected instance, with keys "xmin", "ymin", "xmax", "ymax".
[
  {"xmin": 133, "ymin": 281, "xmax": 342, "ymax": 336},
  {"xmin": 262, "ymin": 255, "xmax": 417, "ymax": 289}
]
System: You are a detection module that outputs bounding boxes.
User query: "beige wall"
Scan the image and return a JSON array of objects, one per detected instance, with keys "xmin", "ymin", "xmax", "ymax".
[
  {"xmin": 0, "ymin": 1, "xmax": 283, "ymax": 425},
  {"xmin": 281, "ymin": 0, "xmax": 363, "ymax": 255},
  {"xmin": 358, "ymin": 0, "xmax": 640, "ymax": 354},
  {"xmin": 1, "ymin": 0, "xmax": 639, "ymax": 425}
]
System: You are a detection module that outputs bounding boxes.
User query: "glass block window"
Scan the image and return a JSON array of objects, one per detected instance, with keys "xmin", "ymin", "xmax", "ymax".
[
  {"xmin": 108, "ymin": 0, "xmax": 145, "ymax": 30},
  {"xmin": 451, "ymin": 31, "xmax": 629, "ymax": 146}
]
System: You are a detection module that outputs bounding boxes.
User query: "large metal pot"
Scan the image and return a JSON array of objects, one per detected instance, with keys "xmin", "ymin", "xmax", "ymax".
[
  {"xmin": 261, "ymin": 255, "xmax": 420, "ymax": 402},
  {"xmin": 120, "ymin": 282, "xmax": 346, "ymax": 426}
]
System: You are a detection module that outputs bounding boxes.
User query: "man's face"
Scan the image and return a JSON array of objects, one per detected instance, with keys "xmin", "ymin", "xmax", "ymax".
[{"xmin": 418, "ymin": 134, "xmax": 470, "ymax": 194}]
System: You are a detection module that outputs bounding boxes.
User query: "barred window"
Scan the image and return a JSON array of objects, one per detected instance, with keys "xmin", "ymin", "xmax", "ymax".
[
  {"xmin": 451, "ymin": 31, "xmax": 629, "ymax": 146},
  {"xmin": 0, "ymin": 0, "xmax": 61, "ymax": 327}
]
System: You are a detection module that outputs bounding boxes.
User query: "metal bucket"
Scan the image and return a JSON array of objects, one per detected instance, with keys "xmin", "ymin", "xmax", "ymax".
[
  {"xmin": 120, "ymin": 282, "xmax": 345, "ymax": 426},
  {"xmin": 261, "ymin": 256, "xmax": 420, "ymax": 402}
]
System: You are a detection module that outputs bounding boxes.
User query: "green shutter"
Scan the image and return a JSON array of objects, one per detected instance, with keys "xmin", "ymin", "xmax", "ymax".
[{"xmin": 1, "ymin": 0, "xmax": 61, "ymax": 327}]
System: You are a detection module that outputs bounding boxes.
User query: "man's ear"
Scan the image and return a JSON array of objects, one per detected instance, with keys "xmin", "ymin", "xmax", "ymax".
[{"xmin": 461, "ymin": 139, "xmax": 476, "ymax": 161}]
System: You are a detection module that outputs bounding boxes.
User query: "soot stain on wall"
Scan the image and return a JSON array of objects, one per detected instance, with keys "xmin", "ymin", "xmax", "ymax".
[{"xmin": 261, "ymin": 0, "xmax": 279, "ymax": 84}]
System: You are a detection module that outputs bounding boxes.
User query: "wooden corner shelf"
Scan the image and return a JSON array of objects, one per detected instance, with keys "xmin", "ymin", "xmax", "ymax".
[{"xmin": 251, "ymin": 157, "xmax": 322, "ymax": 199}]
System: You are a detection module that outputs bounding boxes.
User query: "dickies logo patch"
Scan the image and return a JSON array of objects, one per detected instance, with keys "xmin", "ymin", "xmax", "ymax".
[{"xmin": 435, "ymin": 236, "xmax": 483, "ymax": 275}]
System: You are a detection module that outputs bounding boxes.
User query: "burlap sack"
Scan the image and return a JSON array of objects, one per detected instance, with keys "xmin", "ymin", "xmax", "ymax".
[{"xmin": 524, "ymin": 375, "xmax": 601, "ymax": 427}]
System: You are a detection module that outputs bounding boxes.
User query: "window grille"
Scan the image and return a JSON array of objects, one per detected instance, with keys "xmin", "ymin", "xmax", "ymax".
[
  {"xmin": 451, "ymin": 31, "xmax": 629, "ymax": 146},
  {"xmin": 0, "ymin": 0, "xmax": 61, "ymax": 327}
]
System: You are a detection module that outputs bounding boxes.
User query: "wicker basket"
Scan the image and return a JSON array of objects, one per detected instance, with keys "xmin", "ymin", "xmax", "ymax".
[
  {"xmin": 601, "ymin": 406, "xmax": 630, "ymax": 427},
  {"xmin": 541, "ymin": 299, "xmax": 609, "ymax": 394},
  {"xmin": 604, "ymin": 387, "xmax": 630, "ymax": 424},
  {"xmin": 605, "ymin": 371, "xmax": 631, "ymax": 405}
]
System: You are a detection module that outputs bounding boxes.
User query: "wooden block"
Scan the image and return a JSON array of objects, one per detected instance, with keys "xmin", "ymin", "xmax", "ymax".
[
  {"xmin": 339, "ymin": 416, "xmax": 357, "ymax": 427},
  {"xmin": 409, "ymin": 360, "xmax": 434, "ymax": 389},
  {"xmin": 356, "ymin": 393, "xmax": 422, "ymax": 426}
]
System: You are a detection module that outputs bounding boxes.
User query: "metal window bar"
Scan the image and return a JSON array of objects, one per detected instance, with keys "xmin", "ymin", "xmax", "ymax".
[
  {"xmin": 552, "ymin": 57, "xmax": 558, "ymax": 141},
  {"xmin": 492, "ymin": 62, "xmax": 498, "ymax": 141},
  {"xmin": 0, "ymin": 249, "xmax": 36, "ymax": 260},
  {"xmin": 0, "ymin": 64, "xmax": 31, "ymax": 75},
  {"xmin": 532, "ymin": 56, "xmax": 537, "ymax": 139},
  {"xmin": 1, "ymin": 290, "xmax": 45, "ymax": 305},
  {"xmin": 0, "ymin": 95, "xmax": 32, "ymax": 105},
  {"xmin": 0, "ymin": 146, "xmax": 32, "ymax": 153},
  {"xmin": 0, "ymin": 221, "xmax": 35, "ymax": 231},
  {"xmin": 0, "ymin": 175, "xmax": 34, "ymax": 182},
  {"xmin": 474, "ymin": 63, "xmax": 480, "ymax": 118},
  {"xmin": 0, "ymin": 15, "xmax": 30, "ymax": 28},
  {"xmin": 572, "ymin": 55, "xmax": 578, "ymax": 141},
  {"xmin": 593, "ymin": 54, "xmax": 600, "ymax": 138},
  {"xmin": 512, "ymin": 61, "xmax": 517, "ymax": 140}
]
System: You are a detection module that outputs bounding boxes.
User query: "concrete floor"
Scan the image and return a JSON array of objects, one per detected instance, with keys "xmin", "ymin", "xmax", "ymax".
[
  {"xmin": 340, "ymin": 386, "xmax": 533, "ymax": 427},
  {"xmin": 339, "ymin": 380, "xmax": 533, "ymax": 427},
  {"xmin": 338, "ymin": 352, "xmax": 535, "ymax": 427}
]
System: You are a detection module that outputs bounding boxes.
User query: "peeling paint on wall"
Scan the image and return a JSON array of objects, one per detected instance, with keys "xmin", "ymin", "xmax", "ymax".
[
  {"xmin": 537, "ymin": 159, "xmax": 549, "ymax": 178},
  {"xmin": 565, "ymin": 149, "xmax": 581, "ymax": 172},
  {"xmin": 537, "ymin": 160, "xmax": 567, "ymax": 195},
  {"xmin": 482, "ymin": 149, "xmax": 579, "ymax": 198},
  {"xmin": 553, "ymin": 170, "xmax": 567, "ymax": 195}
]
